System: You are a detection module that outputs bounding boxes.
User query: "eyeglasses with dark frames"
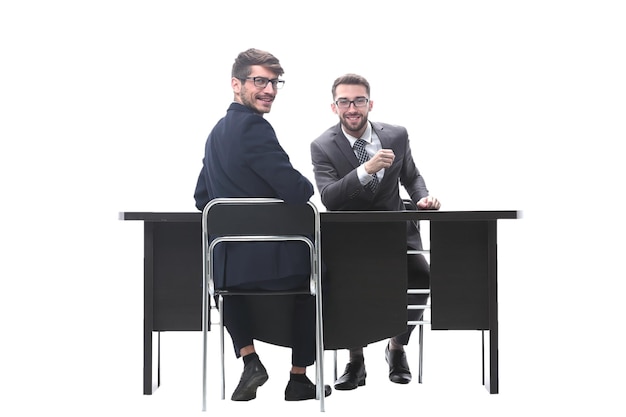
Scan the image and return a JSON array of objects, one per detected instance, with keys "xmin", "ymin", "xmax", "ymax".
[
  {"xmin": 334, "ymin": 97, "xmax": 369, "ymax": 109},
  {"xmin": 244, "ymin": 76, "xmax": 285, "ymax": 89}
]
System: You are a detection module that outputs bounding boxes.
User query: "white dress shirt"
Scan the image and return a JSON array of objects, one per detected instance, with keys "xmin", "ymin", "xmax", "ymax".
[{"xmin": 341, "ymin": 122, "xmax": 385, "ymax": 186}]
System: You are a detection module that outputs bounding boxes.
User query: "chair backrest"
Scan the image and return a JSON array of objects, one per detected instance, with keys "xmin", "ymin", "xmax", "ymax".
[
  {"xmin": 203, "ymin": 197, "xmax": 318, "ymax": 237},
  {"xmin": 403, "ymin": 198, "xmax": 418, "ymax": 211},
  {"xmin": 202, "ymin": 198, "xmax": 321, "ymax": 296}
]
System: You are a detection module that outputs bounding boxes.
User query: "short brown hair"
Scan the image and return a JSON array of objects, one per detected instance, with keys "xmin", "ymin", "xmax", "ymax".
[
  {"xmin": 231, "ymin": 48, "xmax": 284, "ymax": 80},
  {"xmin": 331, "ymin": 73, "xmax": 371, "ymax": 99}
]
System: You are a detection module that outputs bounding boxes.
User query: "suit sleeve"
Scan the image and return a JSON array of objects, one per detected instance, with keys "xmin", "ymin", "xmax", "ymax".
[
  {"xmin": 310, "ymin": 139, "xmax": 375, "ymax": 210},
  {"xmin": 398, "ymin": 135, "xmax": 430, "ymax": 203},
  {"xmin": 242, "ymin": 116, "xmax": 314, "ymax": 204}
]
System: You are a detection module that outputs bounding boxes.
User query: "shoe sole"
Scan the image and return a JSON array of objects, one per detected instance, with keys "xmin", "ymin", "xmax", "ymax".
[
  {"xmin": 334, "ymin": 377, "xmax": 366, "ymax": 391},
  {"xmin": 389, "ymin": 377, "xmax": 411, "ymax": 384},
  {"xmin": 285, "ymin": 386, "xmax": 332, "ymax": 401}
]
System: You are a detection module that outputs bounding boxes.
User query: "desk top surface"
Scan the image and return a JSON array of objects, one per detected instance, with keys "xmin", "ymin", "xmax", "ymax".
[{"xmin": 119, "ymin": 210, "xmax": 520, "ymax": 223}]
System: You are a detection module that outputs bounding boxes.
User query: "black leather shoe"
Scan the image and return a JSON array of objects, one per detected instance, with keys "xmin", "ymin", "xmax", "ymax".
[
  {"xmin": 285, "ymin": 378, "xmax": 332, "ymax": 401},
  {"xmin": 231, "ymin": 356, "xmax": 269, "ymax": 401},
  {"xmin": 334, "ymin": 361, "xmax": 366, "ymax": 390},
  {"xmin": 385, "ymin": 344, "xmax": 411, "ymax": 384}
]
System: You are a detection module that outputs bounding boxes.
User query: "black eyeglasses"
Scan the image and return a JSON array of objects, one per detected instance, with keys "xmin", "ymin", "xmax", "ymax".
[
  {"xmin": 334, "ymin": 97, "xmax": 369, "ymax": 109},
  {"xmin": 244, "ymin": 77, "xmax": 285, "ymax": 89}
]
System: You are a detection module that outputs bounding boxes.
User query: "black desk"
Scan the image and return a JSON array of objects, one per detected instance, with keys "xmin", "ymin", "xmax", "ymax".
[{"xmin": 120, "ymin": 210, "xmax": 518, "ymax": 395}]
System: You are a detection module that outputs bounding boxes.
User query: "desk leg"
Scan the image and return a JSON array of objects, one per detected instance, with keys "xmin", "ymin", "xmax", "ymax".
[
  {"xmin": 430, "ymin": 220, "xmax": 499, "ymax": 394},
  {"xmin": 483, "ymin": 330, "xmax": 498, "ymax": 393},
  {"xmin": 144, "ymin": 222, "xmax": 160, "ymax": 394},
  {"xmin": 483, "ymin": 221, "xmax": 498, "ymax": 394}
]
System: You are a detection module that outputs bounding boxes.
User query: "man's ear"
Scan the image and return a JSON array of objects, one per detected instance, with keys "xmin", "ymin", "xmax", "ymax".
[{"xmin": 231, "ymin": 77, "xmax": 241, "ymax": 93}]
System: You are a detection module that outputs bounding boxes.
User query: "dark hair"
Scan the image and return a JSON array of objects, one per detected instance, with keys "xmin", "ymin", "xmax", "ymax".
[
  {"xmin": 331, "ymin": 73, "xmax": 370, "ymax": 99},
  {"xmin": 231, "ymin": 48, "xmax": 284, "ymax": 80}
]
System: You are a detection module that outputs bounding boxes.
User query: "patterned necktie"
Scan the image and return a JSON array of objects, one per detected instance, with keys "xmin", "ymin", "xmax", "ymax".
[{"xmin": 353, "ymin": 138, "xmax": 379, "ymax": 192}]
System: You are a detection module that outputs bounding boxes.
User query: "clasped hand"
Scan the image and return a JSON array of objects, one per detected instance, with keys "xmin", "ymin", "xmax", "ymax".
[{"xmin": 364, "ymin": 149, "xmax": 395, "ymax": 175}]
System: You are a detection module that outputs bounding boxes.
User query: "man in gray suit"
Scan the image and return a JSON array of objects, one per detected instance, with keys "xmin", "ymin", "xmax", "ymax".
[{"xmin": 310, "ymin": 73, "xmax": 441, "ymax": 390}]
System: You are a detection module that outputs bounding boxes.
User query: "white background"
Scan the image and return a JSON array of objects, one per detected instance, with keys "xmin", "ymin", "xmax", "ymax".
[{"xmin": 1, "ymin": 1, "xmax": 625, "ymax": 416}]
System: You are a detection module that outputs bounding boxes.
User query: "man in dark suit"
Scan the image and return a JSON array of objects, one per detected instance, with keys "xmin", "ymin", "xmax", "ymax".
[
  {"xmin": 310, "ymin": 73, "xmax": 441, "ymax": 390},
  {"xmin": 194, "ymin": 48, "xmax": 330, "ymax": 402}
]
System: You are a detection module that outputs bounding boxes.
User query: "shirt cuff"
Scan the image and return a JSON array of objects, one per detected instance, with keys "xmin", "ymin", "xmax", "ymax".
[{"xmin": 357, "ymin": 165, "xmax": 373, "ymax": 185}]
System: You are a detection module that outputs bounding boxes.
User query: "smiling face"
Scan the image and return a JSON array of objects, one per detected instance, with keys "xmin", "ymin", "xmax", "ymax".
[
  {"xmin": 232, "ymin": 65, "xmax": 280, "ymax": 115},
  {"xmin": 332, "ymin": 83, "xmax": 374, "ymax": 138}
]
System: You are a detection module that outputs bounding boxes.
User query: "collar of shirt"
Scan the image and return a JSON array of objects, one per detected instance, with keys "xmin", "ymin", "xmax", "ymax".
[
  {"xmin": 342, "ymin": 122, "xmax": 374, "ymax": 148},
  {"xmin": 342, "ymin": 122, "xmax": 385, "ymax": 182},
  {"xmin": 342, "ymin": 123, "xmax": 382, "ymax": 160}
]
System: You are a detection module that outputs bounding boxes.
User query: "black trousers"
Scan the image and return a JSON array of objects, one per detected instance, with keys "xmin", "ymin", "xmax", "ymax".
[{"xmin": 221, "ymin": 282, "xmax": 316, "ymax": 368}]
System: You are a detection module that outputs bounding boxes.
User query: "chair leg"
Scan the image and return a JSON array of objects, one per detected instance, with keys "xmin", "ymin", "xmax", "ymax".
[
  {"xmin": 202, "ymin": 284, "xmax": 209, "ymax": 411},
  {"xmin": 219, "ymin": 295, "xmax": 226, "ymax": 400},
  {"xmin": 333, "ymin": 350, "xmax": 338, "ymax": 381},
  {"xmin": 418, "ymin": 324, "xmax": 424, "ymax": 383},
  {"xmin": 315, "ymin": 293, "xmax": 325, "ymax": 412}
]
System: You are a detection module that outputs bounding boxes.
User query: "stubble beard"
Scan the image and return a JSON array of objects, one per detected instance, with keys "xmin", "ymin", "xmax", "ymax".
[
  {"xmin": 240, "ymin": 86, "xmax": 272, "ymax": 115},
  {"xmin": 341, "ymin": 113, "xmax": 368, "ymax": 136}
]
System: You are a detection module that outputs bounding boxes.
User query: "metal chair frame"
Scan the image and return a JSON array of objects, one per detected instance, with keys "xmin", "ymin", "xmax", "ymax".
[
  {"xmin": 404, "ymin": 199, "xmax": 431, "ymax": 383},
  {"xmin": 201, "ymin": 198, "xmax": 325, "ymax": 412}
]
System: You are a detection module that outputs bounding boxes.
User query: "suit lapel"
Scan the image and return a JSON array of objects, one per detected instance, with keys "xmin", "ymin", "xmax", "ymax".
[
  {"xmin": 371, "ymin": 121, "xmax": 390, "ymax": 148},
  {"xmin": 370, "ymin": 122, "xmax": 392, "ymax": 189},
  {"xmin": 331, "ymin": 124, "xmax": 360, "ymax": 168}
]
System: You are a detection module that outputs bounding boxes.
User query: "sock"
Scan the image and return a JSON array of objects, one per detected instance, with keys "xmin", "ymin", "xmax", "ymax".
[
  {"xmin": 290, "ymin": 372, "xmax": 311, "ymax": 384},
  {"xmin": 243, "ymin": 352, "xmax": 259, "ymax": 366},
  {"xmin": 349, "ymin": 348, "xmax": 364, "ymax": 363},
  {"xmin": 389, "ymin": 338, "xmax": 405, "ymax": 351}
]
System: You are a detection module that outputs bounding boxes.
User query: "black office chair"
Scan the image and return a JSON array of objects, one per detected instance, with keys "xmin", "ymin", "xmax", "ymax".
[{"xmin": 201, "ymin": 198, "xmax": 325, "ymax": 412}]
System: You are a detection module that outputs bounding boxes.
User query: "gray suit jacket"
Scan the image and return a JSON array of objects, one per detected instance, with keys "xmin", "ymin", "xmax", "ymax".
[{"xmin": 310, "ymin": 121, "xmax": 429, "ymax": 250}]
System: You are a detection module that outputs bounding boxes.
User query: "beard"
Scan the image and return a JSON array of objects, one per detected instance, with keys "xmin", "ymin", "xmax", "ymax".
[
  {"xmin": 340, "ymin": 112, "xmax": 369, "ymax": 135},
  {"xmin": 240, "ymin": 85, "xmax": 273, "ymax": 115}
]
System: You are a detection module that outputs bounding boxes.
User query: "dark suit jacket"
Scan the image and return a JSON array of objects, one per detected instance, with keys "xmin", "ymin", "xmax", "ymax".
[
  {"xmin": 310, "ymin": 121, "xmax": 429, "ymax": 250},
  {"xmin": 194, "ymin": 102, "xmax": 315, "ymax": 289}
]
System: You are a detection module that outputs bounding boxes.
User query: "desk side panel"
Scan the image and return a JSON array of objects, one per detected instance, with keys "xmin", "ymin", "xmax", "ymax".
[
  {"xmin": 430, "ymin": 221, "xmax": 490, "ymax": 330},
  {"xmin": 153, "ymin": 222, "xmax": 203, "ymax": 331}
]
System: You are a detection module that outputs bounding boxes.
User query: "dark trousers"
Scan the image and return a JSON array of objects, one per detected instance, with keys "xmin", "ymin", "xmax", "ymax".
[
  {"xmin": 394, "ymin": 252, "xmax": 430, "ymax": 345},
  {"xmin": 222, "ymin": 291, "xmax": 316, "ymax": 368}
]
